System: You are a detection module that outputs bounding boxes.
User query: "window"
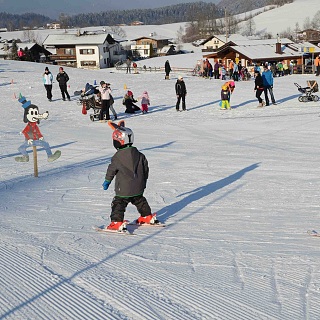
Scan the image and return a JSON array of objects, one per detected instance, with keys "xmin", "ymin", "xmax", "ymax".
[
  {"xmin": 64, "ymin": 48, "xmax": 74, "ymax": 55},
  {"xmin": 80, "ymin": 61, "xmax": 96, "ymax": 66},
  {"xmin": 79, "ymin": 49, "xmax": 95, "ymax": 55}
]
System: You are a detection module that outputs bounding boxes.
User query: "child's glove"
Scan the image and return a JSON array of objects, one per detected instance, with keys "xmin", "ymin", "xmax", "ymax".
[{"xmin": 102, "ymin": 180, "xmax": 110, "ymax": 190}]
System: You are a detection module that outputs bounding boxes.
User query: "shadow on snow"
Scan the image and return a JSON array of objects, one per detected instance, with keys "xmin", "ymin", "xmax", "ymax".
[{"xmin": 0, "ymin": 162, "xmax": 260, "ymax": 319}]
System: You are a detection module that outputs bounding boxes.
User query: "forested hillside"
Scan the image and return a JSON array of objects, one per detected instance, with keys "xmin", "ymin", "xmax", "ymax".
[
  {"xmin": 0, "ymin": 0, "xmax": 293, "ymax": 31},
  {"xmin": 67, "ymin": 3, "xmax": 223, "ymax": 28},
  {"xmin": 217, "ymin": 0, "xmax": 293, "ymax": 14},
  {"xmin": 0, "ymin": 12, "xmax": 51, "ymax": 31}
]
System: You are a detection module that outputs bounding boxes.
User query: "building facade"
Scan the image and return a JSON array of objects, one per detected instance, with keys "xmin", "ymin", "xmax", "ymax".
[{"xmin": 43, "ymin": 32, "xmax": 126, "ymax": 69}]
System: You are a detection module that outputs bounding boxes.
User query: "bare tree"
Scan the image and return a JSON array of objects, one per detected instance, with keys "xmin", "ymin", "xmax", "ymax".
[
  {"xmin": 311, "ymin": 10, "xmax": 320, "ymax": 29},
  {"xmin": 59, "ymin": 13, "xmax": 69, "ymax": 29},
  {"xmin": 176, "ymin": 26, "xmax": 185, "ymax": 43},
  {"xmin": 303, "ymin": 17, "xmax": 312, "ymax": 30},
  {"xmin": 109, "ymin": 26, "xmax": 127, "ymax": 38},
  {"xmin": 22, "ymin": 30, "xmax": 42, "ymax": 44},
  {"xmin": 242, "ymin": 18, "xmax": 256, "ymax": 36}
]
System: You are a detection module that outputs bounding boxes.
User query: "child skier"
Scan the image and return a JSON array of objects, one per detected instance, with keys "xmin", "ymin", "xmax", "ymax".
[
  {"xmin": 140, "ymin": 91, "xmax": 150, "ymax": 113},
  {"xmin": 102, "ymin": 120, "xmax": 159, "ymax": 232},
  {"xmin": 220, "ymin": 84, "xmax": 230, "ymax": 110}
]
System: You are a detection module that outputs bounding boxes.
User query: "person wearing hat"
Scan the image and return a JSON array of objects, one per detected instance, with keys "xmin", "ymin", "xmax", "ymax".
[
  {"xmin": 99, "ymin": 81, "xmax": 112, "ymax": 121},
  {"xmin": 56, "ymin": 66, "xmax": 70, "ymax": 101},
  {"xmin": 175, "ymin": 76, "xmax": 187, "ymax": 111},
  {"xmin": 43, "ymin": 66, "xmax": 53, "ymax": 102}
]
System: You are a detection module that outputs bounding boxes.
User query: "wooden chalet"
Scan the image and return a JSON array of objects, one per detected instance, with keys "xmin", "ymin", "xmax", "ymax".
[
  {"xmin": 203, "ymin": 38, "xmax": 320, "ymax": 74},
  {"xmin": 131, "ymin": 34, "xmax": 172, "ymax": 58}
]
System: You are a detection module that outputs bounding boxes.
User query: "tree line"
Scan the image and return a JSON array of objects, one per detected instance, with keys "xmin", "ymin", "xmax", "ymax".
[{"xmin": 0, "ymin": 1, "xmax": 295, "ymax": 31}]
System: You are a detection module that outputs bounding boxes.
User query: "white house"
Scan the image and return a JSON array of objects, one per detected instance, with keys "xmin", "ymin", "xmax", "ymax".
[{"xmin": 43, "ymin": 31, "xmax": 127, "ymax": 69}]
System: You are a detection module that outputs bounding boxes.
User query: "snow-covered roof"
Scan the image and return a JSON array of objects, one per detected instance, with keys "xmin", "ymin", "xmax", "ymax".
[
  {"xmin": 230, "ymin": 44, "xmax": 303, "ymax": 60},
  {"xmin": 201, "ymin": 34, "xmax": 249, "ymax": 45},
  {"xmin": 159, "ymin": 44, "xmax": 175, "ymax": 54},
  {"xmin": 43, "ymin": 33, "xmax": 112, "ymax": 46},
  {"xmin": 131, "ymin": 35, "xmax": 171, "ymax": 41},
  {"xmin": 288, "ymin": 41, "xmax": 320, "ymax": 52},
  {"xmin": 17, "ymin": 42, "xmax": 38, "ymax": 50},
  {"xmin": 234, "ymin": 38, "xmax": 294, "ymax": 46},
  {"xmin": 214, "ymin": 34, "xmax": 249, "ymax": 42}
]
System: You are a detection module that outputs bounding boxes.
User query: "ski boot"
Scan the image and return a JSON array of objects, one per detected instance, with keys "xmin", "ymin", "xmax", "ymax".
[
  {"xmin": 136, "ymin": 213, "xmax": 159, "ymax": 225},
  {"xmin": 106, "ymin": 221, "xmax": 128, "ymax": 232}
]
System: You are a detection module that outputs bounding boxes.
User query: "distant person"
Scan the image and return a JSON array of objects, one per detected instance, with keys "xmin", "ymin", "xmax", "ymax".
[
  {"xmin": 214, "ymin": 60, "xmax": 220, "ymax": 79},
  {"xmin": 43, "ymin": 66, "xmax": 53, "ymax": 102},
  {"xmin": 315, "ymin": 55, "xmax": 320, "ymax": 76},
  {"xmin": 220, "ymin": 84, "xmax": 230, "ymax": 110},
  {"xmin": 132, "ymin": 61, "xmax": 138, "ymax": 74},
  {"xmin": 175, "ymin": 76, "xmax": 187, "ymax": 111},
  {"xmin": 123, "ymin": 90, "xmax": 140, "ymax": 114},
  {"xmin": 139, "ymin": 90, "xmax": 150, "ymax": 114},
  {"xmin": 56, "ymin": 67, "xmax": 70, "ymax": 101},
  {"xmin": 126, "ymin": 58, "xmax": 131, "ymax": 74},
  {"xmin": 254, "ymin": 71, "xmax": 265, "ymax": 107},
  {"xmin": 165, "ymin": 60, "xmax": 171, "ymax": 80},
  {"xmin": 18, "ymin": 48, "xmax": 25, "ymax": 60},
  {"xmin": 262, "ymin": 66, "xmax": 276, "ymax": 106},
  {"xmin": 99, "ymin": 81, "xmax": 112, "ymax": 121}
]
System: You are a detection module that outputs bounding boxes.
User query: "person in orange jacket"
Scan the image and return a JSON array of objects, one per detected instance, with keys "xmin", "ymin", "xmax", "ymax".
[{"xmin": 315, "ymin": 55, "xmax": 320, "ymax": 76}]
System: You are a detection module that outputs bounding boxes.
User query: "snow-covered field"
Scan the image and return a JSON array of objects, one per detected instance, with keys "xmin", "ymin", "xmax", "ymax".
[
  {"xmin": 252, "ymin": 0, "xmax": 320, "ymax": 36},
  {"xmin": 1, "ymin": 55, "xmax": 320, "ymax": 319}
]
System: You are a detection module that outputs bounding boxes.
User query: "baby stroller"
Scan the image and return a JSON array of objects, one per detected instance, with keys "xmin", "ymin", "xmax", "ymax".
[
  {"xmin": 77, "ymin": 83, "xmax": 102, "ymax": 121},
  {"xmin": 294, "ymin": 81, "xmax": 319, "ymax": 102}
]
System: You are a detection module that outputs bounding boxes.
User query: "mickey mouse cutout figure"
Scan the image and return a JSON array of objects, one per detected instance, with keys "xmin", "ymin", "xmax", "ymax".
[{"xmin": 15, "ymin": 95, "xmax": 61, "ymax": 162}]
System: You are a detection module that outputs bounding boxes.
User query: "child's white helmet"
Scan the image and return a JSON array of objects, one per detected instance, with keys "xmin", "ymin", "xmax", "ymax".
[{"xmin": 109, "ymin": 120, "xmax": 134, "ymax": 149}]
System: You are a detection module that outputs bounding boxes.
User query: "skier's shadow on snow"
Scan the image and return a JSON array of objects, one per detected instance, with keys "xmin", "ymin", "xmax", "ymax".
[{"xmin": 158, "ymin": 163, "xmax": 260, "ymax": 223}]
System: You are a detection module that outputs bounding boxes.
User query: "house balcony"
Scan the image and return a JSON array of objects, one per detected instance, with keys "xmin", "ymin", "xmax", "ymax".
[{"xmin": 49, "ymin": 54, "xmax": 76, "ymax": 61}]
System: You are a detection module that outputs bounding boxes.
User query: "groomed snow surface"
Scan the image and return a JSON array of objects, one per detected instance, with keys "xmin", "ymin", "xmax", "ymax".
[{"xmin": 1, "ymin": 59, "xmax": 320, "ymax": 319}]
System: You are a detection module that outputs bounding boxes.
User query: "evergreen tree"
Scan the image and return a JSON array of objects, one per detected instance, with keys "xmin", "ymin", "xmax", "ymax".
[{"xmin": 10, "ymin": 41, "xmax": 19, "ymax": 60}]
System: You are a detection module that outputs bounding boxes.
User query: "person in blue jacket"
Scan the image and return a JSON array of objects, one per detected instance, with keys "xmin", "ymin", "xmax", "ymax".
[{"xmin": 262, "ymin": 66, "xmax": 276, "ymax": 106}]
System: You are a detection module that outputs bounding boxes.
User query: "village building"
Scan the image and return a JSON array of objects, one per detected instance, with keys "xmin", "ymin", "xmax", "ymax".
[
  {"xmin": 201, "ymin": 34, "xmax": 249, "ymax": 52},
  {"xmin": 130, "ymin": 21, "xmax": 144, "ymax": 26},
  {"xmin": 130, "ymin": 34, "xmax": 172, "ymax": 58},
  {"xmin": 42, "ymin": 31, "xmax": 126, "ymax": 69},
  {"xmin": 158, "ymin": 44, "xmax": 176, "ymax": 56},
  {"xmin": 203, "ymin": 37, "xmax": 320, "ymax": 74},
  {"xmin": 296, "ymin": 29, "xmax": 320, "ymax": 45},
  {"xmin": 0, "ymin": 40, "xmax": 52, "ymax": 61},
  {"xmin": 47, "ymin": 23, "xmax": 61, "ymax": 29}
]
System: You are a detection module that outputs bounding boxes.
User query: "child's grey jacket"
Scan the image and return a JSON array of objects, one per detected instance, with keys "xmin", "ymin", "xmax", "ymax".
[{"xmin": 105, "ymin": 146, "xmax": 149, "ymax": 197}]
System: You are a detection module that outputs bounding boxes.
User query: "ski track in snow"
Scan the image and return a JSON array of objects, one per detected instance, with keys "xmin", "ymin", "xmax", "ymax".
[{"xmin": 2, "ymin": 58, "xmax": 320, "ymax": 319}]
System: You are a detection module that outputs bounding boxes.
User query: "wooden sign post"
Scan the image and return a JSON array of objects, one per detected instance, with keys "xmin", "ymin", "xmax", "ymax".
[{"xmin": 33, "ymin": 146, "xmax": 38, "ymax": 177}]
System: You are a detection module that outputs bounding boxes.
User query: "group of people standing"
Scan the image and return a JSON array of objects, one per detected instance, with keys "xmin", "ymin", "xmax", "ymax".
[
  {"xmin": 254, "ymin": 65, "xmax": 276, "ymax": 107},
  {"xmin": 42, "ymin": 66, "xmax": 71, "ymax": 102}
]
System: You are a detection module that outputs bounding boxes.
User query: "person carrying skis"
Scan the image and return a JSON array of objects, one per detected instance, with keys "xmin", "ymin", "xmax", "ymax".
[{"xmin": 102, "ymin": 120, "xmax": 159, "ymax": 231}]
